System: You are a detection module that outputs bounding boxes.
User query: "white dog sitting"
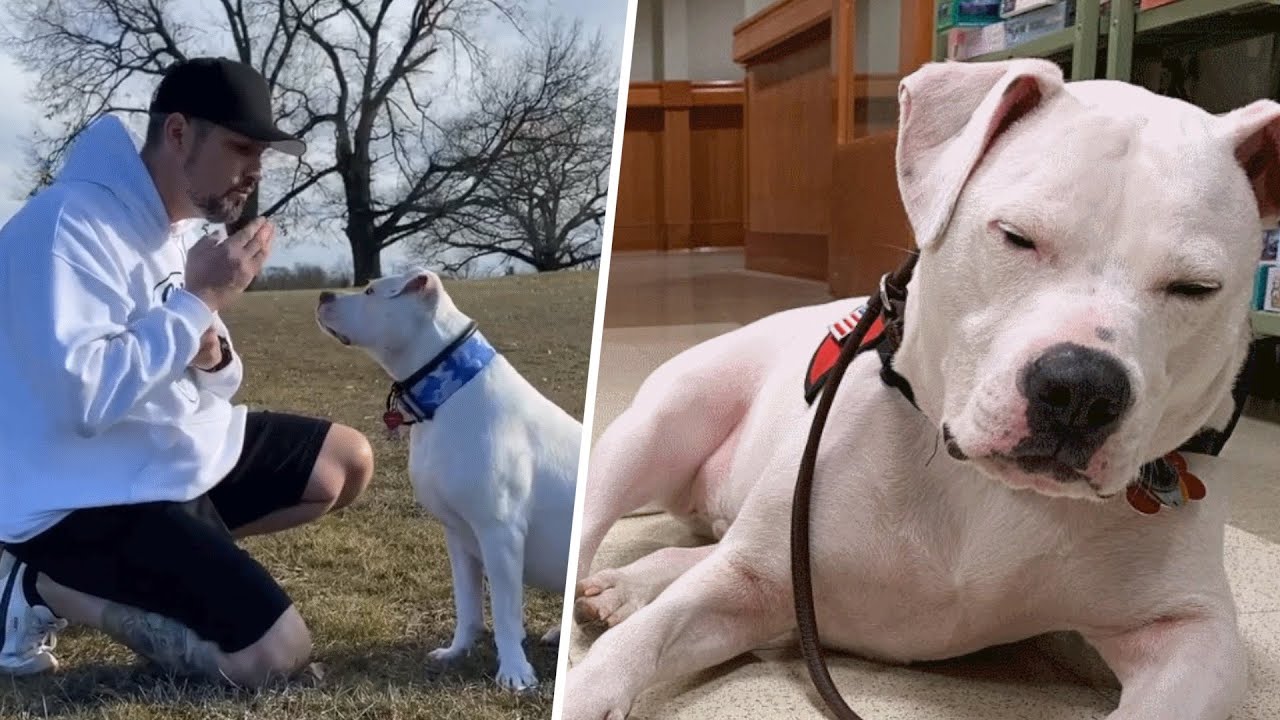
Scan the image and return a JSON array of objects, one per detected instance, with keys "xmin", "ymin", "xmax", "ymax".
[
  {"xmin": 565, "ymin": 58, "xmax": 1272, "ymax": 719},
  {"xmin": 316, "ymin": 268, "xmax": 580, "ymax": 692}
]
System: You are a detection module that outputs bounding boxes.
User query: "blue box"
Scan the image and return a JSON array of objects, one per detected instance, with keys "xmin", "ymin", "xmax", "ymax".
[
  {"xmin": 1257, "ymin": 263, "xmax": 1276, "ymax": 311},
  {"xmin": 938, "ymin": 0, "xmax": 1003, "ymax": 30}
]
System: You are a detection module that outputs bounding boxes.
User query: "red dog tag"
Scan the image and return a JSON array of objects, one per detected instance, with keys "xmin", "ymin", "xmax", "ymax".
[{"xmin": 1127, "ymin": 452, "xmax": 1206, "ymax": 515}]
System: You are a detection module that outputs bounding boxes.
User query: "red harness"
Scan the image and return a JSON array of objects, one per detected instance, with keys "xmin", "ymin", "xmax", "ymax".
[{"xmin": 803, "ymin": 302, "xmax": 887, "ymax": 404}]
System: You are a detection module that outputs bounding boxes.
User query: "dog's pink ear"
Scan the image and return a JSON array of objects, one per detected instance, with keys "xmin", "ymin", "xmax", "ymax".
[
  {"xmin": 1218, "ymin": 99, "xmax": 1280, "ymax": 225},
  {"xmin": 896, "ymin": 59, "xmax": 1065, "ymax": 249},
  {"xmin": 397, "ymin": 273, "xmax": 435, "ymax": 297}
]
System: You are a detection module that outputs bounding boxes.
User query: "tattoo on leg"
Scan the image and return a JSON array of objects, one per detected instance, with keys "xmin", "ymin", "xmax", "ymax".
[{"xmin": 99, "ymin": 601, "xmax": 224, "ymax": 680}]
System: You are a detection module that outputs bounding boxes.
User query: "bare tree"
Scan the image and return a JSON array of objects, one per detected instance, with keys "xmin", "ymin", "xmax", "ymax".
[
  {"xmin": 412, "ymin": 19, "xmax": 614, "ymax": 275},
  {"xmin": 4, "ymin": 0, "xmax": 573, "ymax": 284}
]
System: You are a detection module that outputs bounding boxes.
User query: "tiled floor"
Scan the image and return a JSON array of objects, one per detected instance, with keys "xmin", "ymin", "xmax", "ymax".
[{"xmin": 570, "ymin": 248, "xmax": 1280, "ymax": 719}]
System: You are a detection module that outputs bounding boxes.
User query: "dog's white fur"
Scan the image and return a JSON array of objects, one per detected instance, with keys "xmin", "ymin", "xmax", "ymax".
[
  {"xmin": 316, "ymin": 269, "xmax": 580, "ymax": 691},
  {"xmin": 565, "ymin": 59, "xmax": 1275, "ymax": 719}
]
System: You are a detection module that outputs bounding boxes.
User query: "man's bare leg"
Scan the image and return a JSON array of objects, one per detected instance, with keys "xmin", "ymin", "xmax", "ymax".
[
  {"xmin": 230, "ymin": 424, "xmax": 374, "ymax": 539},
  {"xmin": 37, "ymin": 573, "xmax": 310, "ymax": 685}
]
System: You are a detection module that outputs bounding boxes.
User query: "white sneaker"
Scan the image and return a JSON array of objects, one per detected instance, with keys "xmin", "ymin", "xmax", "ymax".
[{"xmin": 0, "ymin": 550, "xmax": 66, "ymax": 675}]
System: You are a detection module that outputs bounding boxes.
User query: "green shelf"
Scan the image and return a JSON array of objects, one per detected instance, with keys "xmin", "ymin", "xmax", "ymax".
[
  {"xmin": 1253, "ymin": 310, "xmax": 1280, "ymax": 338},
  {"xmin": 1135, "ymin": 0, "xmax": 1280, "ymax": 33},
  {"xmin": 934, "ymin": 0, "xmax": 1280, "ymax": 82}
]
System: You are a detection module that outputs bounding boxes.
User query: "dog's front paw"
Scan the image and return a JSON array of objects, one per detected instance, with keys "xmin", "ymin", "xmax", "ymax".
[
  {"xmin": 562, "ymin": 665, "xmax": 631, "ymax": 720},
  {"xmin": 495, "ymin": 658, "xmax": 538, "ymax": 693},
  {"xmin": 427, "ymin": 645, "xmax": 470, "ymax": 665},
  {"xmin": 574, "ymin": 568, "xmax": 652, "ymax": 631}
]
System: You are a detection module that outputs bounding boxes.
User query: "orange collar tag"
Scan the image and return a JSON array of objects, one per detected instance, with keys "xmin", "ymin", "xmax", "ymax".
[{"xmin": 1126, "ymin": 452, "xmax": 1207, "ymax": 515}]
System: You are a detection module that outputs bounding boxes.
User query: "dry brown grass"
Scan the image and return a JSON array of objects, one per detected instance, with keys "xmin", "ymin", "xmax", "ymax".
[{"xmin": 0, "ymin": 269, "xmax": 598, "ymax": 720}]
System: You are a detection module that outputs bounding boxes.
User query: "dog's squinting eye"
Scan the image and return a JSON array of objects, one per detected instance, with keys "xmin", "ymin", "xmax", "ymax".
[
  {"xmin": 1167, "ymin": 281, "xmax": 1221, "ymax": 298},
  {"xmin": 996, "ymin": 223, "xmax": 1036, "ymax": 251}
]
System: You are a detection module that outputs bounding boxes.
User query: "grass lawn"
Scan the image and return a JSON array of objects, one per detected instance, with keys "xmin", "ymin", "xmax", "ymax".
[{"xmin": 1, "ymin": 269, "xmax": 598, "ymax": 719}]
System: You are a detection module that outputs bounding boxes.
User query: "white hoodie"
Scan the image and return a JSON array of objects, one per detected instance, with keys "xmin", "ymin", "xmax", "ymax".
[{"xmin": 0, "ymin": 114, "xmax": 247, "ymax": 543}]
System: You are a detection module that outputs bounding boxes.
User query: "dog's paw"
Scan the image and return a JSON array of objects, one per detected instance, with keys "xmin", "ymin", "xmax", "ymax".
[
  {"xmin": 540, "ymin": 626, "xmax": 561, "ymax": 646},
  {"xmin": 427, "ymin": 645, "xmax": 470, "ymax": 665},
  {"xmin": 495, "ymin": 658, "xmax": 538, "ymax": 693},
  {"xmin": 573, "ymin": 569, "xmax": 650, "ymax": 631},
  {"xmin": 562, "ymin": 665, "xmax": 631, "ymax": 719}
]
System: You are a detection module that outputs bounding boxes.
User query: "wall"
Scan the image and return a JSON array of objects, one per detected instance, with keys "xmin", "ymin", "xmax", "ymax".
[
  {"xmin": 855, "ymin": 0, "xmax": 900, "ymax": 74},
  {"xmin": 632, "ymin": 0, "xmax": 657, "ymax": 81},
  {"xmin": 689, "ymin": 0, "xmax": 747, "ymax": 79},
  {"xmin": 630, "ymin": 0, "xmax": 750, "ymax": 82}
]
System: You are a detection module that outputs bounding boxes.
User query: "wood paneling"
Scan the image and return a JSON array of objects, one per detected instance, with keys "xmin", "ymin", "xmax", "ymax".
[
  {"xmin": 899, "ymin": 0, "xmax": 938, "ymax": 74},
  {"xmin": 732, "ymin": 0, "xmax": 833, "ymax": 64},
  {"xmin": 662, "ymin": 81, "xmax": 694, "ymax": 250},
  {"xmin": 612, "ymin": 81, "xmax": 746, "ymax": 253},
  {"xmin": 834, "ymin": 0, "xmax": 856, "ymax": 143},
  {"xmin": 610, "ymin": 1, "xmax": 936, "ymax": 289},
  {"xmin": 726, "ymin": 0, "xmax": 935, "ymax": 289},
  {"xmin": 745, "ymin": 231, "xmax": 829, "ymax": 280},
  {"xmin": 612, "ymin": 108, "xmax": 664, "ymax": 253},
  {"xmin": 829, "ymin": 132, "xmax": 915, "ymax": 297},
  {"xmin": 691, "ymin": 103, "xmax": 745, "ymax": 247},
  {"xmin": 691, "ymin": 82, "xmax": 746, "ymax": 107},
  {"xmin": 627, "ymin": 82, "xmax": 663, "ymax": 108},
  {"xmin": 738, "ymin": 12, "xmax": 833, "ymax": 280}
]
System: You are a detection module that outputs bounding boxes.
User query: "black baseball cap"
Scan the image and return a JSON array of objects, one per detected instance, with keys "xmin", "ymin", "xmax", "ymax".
[{"xmin": 150, "ymin": 57, "xmax": 306, "ymax": 157}]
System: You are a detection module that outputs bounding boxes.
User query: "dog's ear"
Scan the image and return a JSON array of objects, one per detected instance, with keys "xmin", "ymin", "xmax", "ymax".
[
  {"xmin": 394, "ymin": 272, "xmax": 435, "ymax": 297},
  {"xmin": 1217, "ymin": 99, "xmax": 1280, "ymax": 226},
  {"xmin": 896, "ymin": 59, "xmax": 1065, "ymax": 249}
]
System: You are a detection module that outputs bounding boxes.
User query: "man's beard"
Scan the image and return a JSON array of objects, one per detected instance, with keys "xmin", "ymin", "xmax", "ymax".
[
  {"xmin": 189, "ymin": 186, "xmax": 251, "ymax": 224},
  {"xmin": 183, "ymin": 150, "xmax": 253, "ymax": 224}
]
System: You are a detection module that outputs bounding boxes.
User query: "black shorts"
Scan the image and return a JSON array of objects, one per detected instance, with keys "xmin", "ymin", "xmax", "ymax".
[{"xmin": 5, "ymin": 411, "xmax": 332, "ymax": 654}]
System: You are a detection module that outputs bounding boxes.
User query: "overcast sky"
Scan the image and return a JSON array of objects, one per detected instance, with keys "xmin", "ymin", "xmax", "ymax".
[{"xmin": 0, "ymin": 0, "xmax": 631, "ymax": 275}]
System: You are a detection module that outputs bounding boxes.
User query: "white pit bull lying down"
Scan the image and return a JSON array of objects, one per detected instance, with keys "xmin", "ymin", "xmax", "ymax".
[
  {"xmin": 315, "ymin": 269, "xmax": 580, "ymax": 692},
  {"xmin": 566, "ymin": 58, "xmax": 1276, "ymax": 719}
]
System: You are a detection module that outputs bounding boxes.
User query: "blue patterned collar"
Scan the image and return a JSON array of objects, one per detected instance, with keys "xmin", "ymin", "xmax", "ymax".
[{"xmin": 384, "ymin": 321, "xmax": 497, "ymax": 426}]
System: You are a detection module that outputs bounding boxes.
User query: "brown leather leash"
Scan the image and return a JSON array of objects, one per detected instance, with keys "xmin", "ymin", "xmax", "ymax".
[{"xmin": 790, "ymin": 252, "xmax": 918, "ymax": 720}]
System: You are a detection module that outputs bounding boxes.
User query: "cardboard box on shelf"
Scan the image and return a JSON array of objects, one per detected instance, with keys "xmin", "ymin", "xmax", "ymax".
[
  {"xmin": 946, "ymin": 21, "xmax": 1008, "ymax": 59},
  {"xmin": 1259, "ymin": 263, "xmax": 1280, "ymax": 311},
  {"xmin": 1000, "ymin": 0, "xmax": 1061, "ymax": 19},
  {"xmin": 1139, "ymin": 0, "xmax": 1182, "ymax": 9},
  {"xmin": 1004, "ymin": 0, "xmax": 1075, "ymax": 48},
  {"xmin": 938, "ymin": 0, "xmax": 1003, "ymax": 30}
]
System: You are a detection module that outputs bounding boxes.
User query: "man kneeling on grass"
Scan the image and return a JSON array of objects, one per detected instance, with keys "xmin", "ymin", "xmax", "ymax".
[{"xmin": 0, "ymin": 57, "xmax": 374, "ymax": 685}]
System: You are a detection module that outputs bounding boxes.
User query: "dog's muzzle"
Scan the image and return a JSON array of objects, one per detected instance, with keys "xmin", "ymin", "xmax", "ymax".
[
  {"xmin": 1009, "ymin": 342, "xmax": 1132, "ymax": 478},
  {"xmin": 315, "ymin": 294, "xmax": 351, "ymax": 345}
]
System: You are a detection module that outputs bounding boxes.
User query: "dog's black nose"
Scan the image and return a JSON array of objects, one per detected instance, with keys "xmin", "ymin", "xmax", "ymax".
[
  {"xmin": 318, "ymin": 291, "xmax": 335, "ymax": 304},
  {"xmin": 1019, "ymin": 343, "xmax": 1131, "ymax": 435}
]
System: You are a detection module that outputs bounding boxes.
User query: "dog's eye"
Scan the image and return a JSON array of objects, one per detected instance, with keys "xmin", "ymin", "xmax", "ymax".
[
  {"xmin": 997, "ymin": 222, "xmax": 1036, "ymax": 251},
  {"xmin": 1167, "ymin": 281, "xmax": 1221, "ymax": 298},
  {"xmin": 364, "ymin": 287, "xmax": 375, "ymax": 295}
]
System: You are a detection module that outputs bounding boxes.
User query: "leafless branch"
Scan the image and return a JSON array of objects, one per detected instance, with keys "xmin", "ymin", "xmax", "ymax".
[{"xmin": 4, "ymin": 0, "xmax": 611, "ymax": 283}]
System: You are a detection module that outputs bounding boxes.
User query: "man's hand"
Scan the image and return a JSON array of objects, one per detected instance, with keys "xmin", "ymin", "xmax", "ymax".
[
  {"xmin": 191, "ymin": 327, "xmax": 224, "ymax": 371},
  {"xmin": 185, "ymin": 218, "xmax": 275, "ymax": 313}
]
